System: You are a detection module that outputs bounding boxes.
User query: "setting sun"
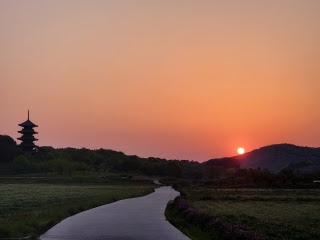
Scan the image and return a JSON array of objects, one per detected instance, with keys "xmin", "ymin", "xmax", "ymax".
[{"xmin": 237, "ymin": 148, "xmax": 245, "ymax": 155}]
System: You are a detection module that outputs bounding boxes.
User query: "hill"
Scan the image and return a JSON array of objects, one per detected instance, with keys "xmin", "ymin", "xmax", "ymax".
[{"xmin": 206, "ymin": 144, "xmax": 320, "ymax": 172}]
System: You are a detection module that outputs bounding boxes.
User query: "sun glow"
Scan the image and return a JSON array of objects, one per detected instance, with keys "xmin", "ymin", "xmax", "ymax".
[{"xmin": 237, "ymin": 148, "xmax": 245, "ymax": 155}]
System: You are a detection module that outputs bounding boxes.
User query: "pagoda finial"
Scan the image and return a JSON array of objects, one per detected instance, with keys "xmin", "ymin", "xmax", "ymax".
[{"xmin": 28, "ymin": 109, "xmax": 29, "ymax": 120}]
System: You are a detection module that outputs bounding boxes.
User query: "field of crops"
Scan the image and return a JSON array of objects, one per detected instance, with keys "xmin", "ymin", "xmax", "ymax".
[
  {"xmin": 0, "ymin": 179, "xmax": 154, "ymax": 238},
  {"xmin": 169, "ymin": 187, "xmax": 320, "ymax": 240}
]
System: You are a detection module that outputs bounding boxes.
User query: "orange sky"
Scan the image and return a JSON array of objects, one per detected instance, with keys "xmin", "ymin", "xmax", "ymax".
[{"xmin": 1, "ymin": 1, "xmax": 319, "ymax": 161}]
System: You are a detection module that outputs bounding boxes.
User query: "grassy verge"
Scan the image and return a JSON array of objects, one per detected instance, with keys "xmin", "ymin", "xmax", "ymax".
[
  {"xmin": 166, "ymin": 197, "xmax": 267, "ymax": 240},
  {"xmin": 0, "ymin": 179, "xmax": 155, "ymax": 239},
  {"xmin": 166, "ymin": 187, "xmax": 320, "ymax": 240},
  {"xmin": 165, "ymin": 201, "xmax": 212, "ymax": 240}
]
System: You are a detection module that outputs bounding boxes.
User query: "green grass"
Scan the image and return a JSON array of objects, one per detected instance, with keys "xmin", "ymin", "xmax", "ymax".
[
  {"xmin": 0, "ymin": 180, "xmax": 155, "ymax": 239},
  {"xmin": 176, "ymin": 187, "xmax": 320, "ymax": 240}
]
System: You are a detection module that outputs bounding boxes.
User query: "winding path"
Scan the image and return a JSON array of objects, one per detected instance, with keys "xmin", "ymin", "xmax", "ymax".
[{"xmin": 40, "ymin": 186, "xmax": 190, "ymax": 240}]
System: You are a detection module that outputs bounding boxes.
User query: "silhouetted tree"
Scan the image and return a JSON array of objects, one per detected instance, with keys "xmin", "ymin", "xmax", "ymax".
[
  {"xmin": 204, "ymin": 166, "xmax": 225, "ymax": 179},
  {"xmin": 0, "ymin": 135, "xmax": 19, "ymax": 162},
  {"xmin": 166, "ymin": 161, "xmax": 183, "ymax": 177}
]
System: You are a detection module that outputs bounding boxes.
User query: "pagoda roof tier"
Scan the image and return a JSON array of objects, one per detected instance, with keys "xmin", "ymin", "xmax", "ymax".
[
  {"xmin": 18, "ymin": 119, "xmax": 38, "ymax": 128},
  {"xmin": 18, "ymin": 136, "xmax": 38, "ymax": 141},
  {"xmin": 18, "ymin": 110, "xmax": 38, "ymax": 127},
  {"xmin": 18, "ymin": 129, "xmax": 38, "ymax": 134},
  {"xmin": 19, "ymin": 142, "xmax": 37, "ymax": 147},
  {"xmin": 20, "ymin": 142, "xmax": 36, "ymax": 145}
]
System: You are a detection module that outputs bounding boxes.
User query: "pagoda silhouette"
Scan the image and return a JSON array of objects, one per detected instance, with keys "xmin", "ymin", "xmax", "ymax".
[{"xmin": 18, "ymin": 110, "xmax": 38, "ymax": 152}]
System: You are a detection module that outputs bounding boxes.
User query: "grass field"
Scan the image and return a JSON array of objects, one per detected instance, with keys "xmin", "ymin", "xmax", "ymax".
[
  {"xmin": 168, "ymin": 187, "xmax": 320, "ymax": 240},
  {"xmin": 0, "ymin": 177, "xmax": 155, "ymax": 239}
]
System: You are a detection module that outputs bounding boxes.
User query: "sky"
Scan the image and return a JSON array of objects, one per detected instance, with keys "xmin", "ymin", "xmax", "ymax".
[{"xmin": 1, "ymin": 0, "xmax": 320, "ymax": 161}]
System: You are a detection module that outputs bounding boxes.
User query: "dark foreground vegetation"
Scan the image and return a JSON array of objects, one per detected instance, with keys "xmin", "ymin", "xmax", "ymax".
[
  {"xmin": 2, "ymin": 134, "xmax": 320, "ymax": 240},
  {"xmin": 1, "ymin": 135, "xmax": 320, "ymax": 184},
  {"xmin": 0, "ymin": 176, "xmax": 155, "ymax": 239},
  {"xmin": 166, "ymin": 185, "xmax": 320, "ymax": 240}
]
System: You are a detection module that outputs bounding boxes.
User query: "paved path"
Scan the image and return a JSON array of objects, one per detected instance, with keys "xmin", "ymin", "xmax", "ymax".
[
  {"xmin": 153, "ymin": 180, "xmax": 161, "ymax": 185},
  {"xmin": 41, "ymin": 186, "xmax": 190, "ymax": 240}
]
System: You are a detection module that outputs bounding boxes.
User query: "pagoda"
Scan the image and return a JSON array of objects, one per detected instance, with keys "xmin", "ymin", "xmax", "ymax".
[{"xmin": 17, "ymin": 110, "xmax": 38, "ymax": 152}]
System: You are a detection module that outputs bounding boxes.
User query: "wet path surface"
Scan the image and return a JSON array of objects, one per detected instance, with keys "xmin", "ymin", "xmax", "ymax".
[{"xmin": 41, "ymin": 186, "xmax": 190, "ymax": 240}]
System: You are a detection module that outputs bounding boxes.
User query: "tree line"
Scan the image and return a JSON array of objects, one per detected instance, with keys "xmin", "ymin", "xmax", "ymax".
[
  {"xmin": 1, "ymin": 135, "xmax": 320, "ymax": 187},
  {"xmin": 0, "ymin": 135, "xmax": 202, "ymax": 178}
]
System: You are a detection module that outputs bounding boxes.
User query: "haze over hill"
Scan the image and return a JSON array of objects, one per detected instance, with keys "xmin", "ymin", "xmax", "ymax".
[{"xmin": 207, "ymin": 144, "xmax": 320, "ymax": 172}]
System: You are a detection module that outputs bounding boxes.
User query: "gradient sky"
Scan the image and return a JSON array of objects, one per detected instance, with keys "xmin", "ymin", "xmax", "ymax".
[{"xmin": 1, "ymin": 0, "xmax": 320, "ymax": 161}]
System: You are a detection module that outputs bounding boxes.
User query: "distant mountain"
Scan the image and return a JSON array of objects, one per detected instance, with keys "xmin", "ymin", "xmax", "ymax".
[{"xmin": 206, "ymin": 144, "xmax": 320, "ymax": 172}]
